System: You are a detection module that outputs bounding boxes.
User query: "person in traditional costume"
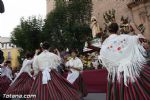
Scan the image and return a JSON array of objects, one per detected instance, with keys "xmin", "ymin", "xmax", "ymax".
[
  {"xmin": 98, "ymin": 23, "xmax": 150, "ymax": 100},
  {"xmin": 29, "ymin": 42, "xmax": 81, "ymax": 100},
  {"xmin": 0, "ymin": 61, "xmax": 12, "ymax": 96},
  {"xmin": 66, "ymin": 49, "xmax": 88, "ymax": 97},
  {"xmin": 49, "ymin": 48, "xmax": 64, "ymax": 75},
  {"xmin": 5, "ymin": 52, "xmax": 34, "ymax": 96}
]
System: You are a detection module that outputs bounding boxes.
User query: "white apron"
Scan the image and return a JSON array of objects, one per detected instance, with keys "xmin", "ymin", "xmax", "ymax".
[{"xmin": 67, "ymin": 71, "xmax": 79, "ymax": 84}]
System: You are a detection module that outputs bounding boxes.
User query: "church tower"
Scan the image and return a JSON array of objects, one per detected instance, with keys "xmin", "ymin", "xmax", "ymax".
[{"xmin": 46, "ymin": 0, "xmax": 55, "ymax": 14}]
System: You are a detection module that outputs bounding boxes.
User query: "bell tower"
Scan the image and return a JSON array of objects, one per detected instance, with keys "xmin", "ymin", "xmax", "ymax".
[{"xmin": 46, "ymin": 0, "xmax": 55, "ymax": 14}]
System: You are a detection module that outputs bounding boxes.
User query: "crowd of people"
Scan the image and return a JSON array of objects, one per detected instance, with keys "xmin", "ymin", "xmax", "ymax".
[
  {"xmin": 0, "ymin": 41, "xmax": 89, "ymax": 100},
  {"xmin": 0, "ymin": 21, "xmax": 150, "ymax": 100}
]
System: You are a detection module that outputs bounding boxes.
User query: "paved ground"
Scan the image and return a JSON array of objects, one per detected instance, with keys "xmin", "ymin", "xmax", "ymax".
[{"xmin": 84, "ymin": 93, "xmax": 106, "ymax": 100}]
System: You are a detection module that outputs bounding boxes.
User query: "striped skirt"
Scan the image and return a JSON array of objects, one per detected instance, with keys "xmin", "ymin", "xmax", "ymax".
[
  {"xmin": 5, "ymin": 72, "xmax": 34, "ymax": 95},
  {"xmin": 107, "ymin": 65, "xmax": 150, "ymax": 100},
  {"xmin": 73, "ymin": 74, "xmax": 88, "ymax": 97},
  {"xmin": 0, "ymin": 76, "xmax": 11, "ymax": 94},
  {"xmin": 29, "ymin": 70, "xmax": 81, "ymax": 100}
]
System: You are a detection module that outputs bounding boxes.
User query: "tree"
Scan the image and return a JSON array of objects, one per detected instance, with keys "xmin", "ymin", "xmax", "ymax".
[
  {"xmin": 11, "ymin": 16, "xmax": 43, "ymax": 52},
  {"xmin": 43, "ymin": 0, "xmax": 93, "ymax": 52}
]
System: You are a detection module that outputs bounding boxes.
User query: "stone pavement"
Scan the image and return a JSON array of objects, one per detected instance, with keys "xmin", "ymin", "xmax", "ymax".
[{"xmin": 84, "ymin": 93, "xmax": 106, "ymax": 100}]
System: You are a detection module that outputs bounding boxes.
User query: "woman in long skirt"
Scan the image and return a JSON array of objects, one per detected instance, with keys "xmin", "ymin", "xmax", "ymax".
[
  {"xmin": 107, "ymin": 65, "xmax": 150, "ymax": 100},
  {"xmin": 99, "ymin": 23, "xmax": 150, "ymax": 100},
  {"xmin": 66, "ymin": 49, "xmax": 87, "ymax": 97},
  {"xmin": 6, "ymin": 52, "xmax": 34, "ymax": 95},
  {"xmin": 0, "ymin": 61, "xmax": 13, "ymax": 94},
  {"xmin": 29, "ymin": 42, "xmax": 81, "ymax": 100}
]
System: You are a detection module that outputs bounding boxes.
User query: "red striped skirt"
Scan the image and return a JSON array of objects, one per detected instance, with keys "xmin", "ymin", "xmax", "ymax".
[
  {"xmin": 107, "ymin": 65, "xmax": 150, "ymax": 100},
  {"xmin": 29, "ymin": 70, "xmax": 81, "ymax": 100},
  {"xmin": 5, "ymin": 72, "xmax": 34, "ymax": 95},
  {"xmin": 0, "ymin": 76, "xmax": 11, "ymax": 94},
  {"xmin": 73, "ymin": 73, "xmax": 88, "ymax": 97}
]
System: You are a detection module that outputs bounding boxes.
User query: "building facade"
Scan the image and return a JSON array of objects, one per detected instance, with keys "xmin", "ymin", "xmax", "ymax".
[
  {"xmin": 128, "ymin": 0, "xmax": 150, "ymax": 39},
  {"xmin": 46, "ymin": 0, "xmax": 150, "ymax": 39},
  {"xmin": 92, "ymin": 0, "xmax": 150, "ymax": 39},
  {"xmin": 46, "ymin": 0, "xmax": 55, "ymax": 14},
  {"xmin": 0, "ymin": 37, "xmax": 20, "ymax": 69}
]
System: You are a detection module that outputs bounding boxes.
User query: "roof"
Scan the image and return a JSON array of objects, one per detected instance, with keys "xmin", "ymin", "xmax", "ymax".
[{"xmin": 0, "ymin": 37, "xmax": 10, "ymax": 43}]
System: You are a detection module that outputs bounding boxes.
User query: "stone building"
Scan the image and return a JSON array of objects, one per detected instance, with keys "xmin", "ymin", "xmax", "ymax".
[
  {"xmin": 46, "ymin": 0, "xmax": 55, "ymax": 14},
  {"xmin": 46, "ymin": 0, "xmax": 150, "ymax": 39}
]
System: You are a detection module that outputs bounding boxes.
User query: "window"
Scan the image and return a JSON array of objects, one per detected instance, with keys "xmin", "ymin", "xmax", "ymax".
[
  {"xmin": 7, "ymin": 52, "xmax": 11, "ymax": 60},
  {"xmin": 1, "ymin": 43, "xmax": 4, "ymax": 48},
  {"xmin": 9, "ymin": 43, "xmax": 11, "ymax": 47}
]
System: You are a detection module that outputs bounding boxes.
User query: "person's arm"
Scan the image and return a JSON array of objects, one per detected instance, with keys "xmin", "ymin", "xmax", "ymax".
[
  {"xmin": 65, "ymin": 61, "xmax": 72, "ymax": 72},
  {"xmin": 6, "ymin": 68, "xmax": 13, "ymax": 81},
  {"xmin": 70, "ymin": 67, "xmax": 81, "ymax": 71},
  {"xmin": 33, "ymin": 57, "xmax": 39, "ymax": 76},
  {"xmin": 26, "ymin": 59, "xmax": 34, "ymax": 76},
  {"xmin": 26, "ymin": 59, "xmax": 34, "ymax": 65},
  {"xmin": 71, "ymin": 59, "xmax": 83, "ymax": 71},
  {"xmin": 55, "ymin": 49, "xmax": 61, "ymax": 57}
]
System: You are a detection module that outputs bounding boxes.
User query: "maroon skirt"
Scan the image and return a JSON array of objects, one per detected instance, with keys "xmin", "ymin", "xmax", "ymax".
[
  {"xmin": 0, "ymin": 76, "xmax": 11, "ymax": 94},
  {"xmin": 29, "ymin": 70, "xmax": 81, "ymax": 100},
  {"xmin": 73, "ymin": 73, "xmax": 88, "ymax": 97},
  {"xmin": 107, "ymin": 65, "xmax": 150, "ymax": 100},
  {"xmin": 6, "ymin": 72, "xmax": 34, "ymax": 95}
]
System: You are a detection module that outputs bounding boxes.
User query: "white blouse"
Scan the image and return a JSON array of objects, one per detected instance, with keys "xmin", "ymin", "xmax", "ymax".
[
  {"xmin": 21, "ymin": 59, "xmax": 33, "ymax": 75},
  {"xmin": 33, "ymin": 50, "xmax": 61, "ymax": 76},
  {"xmin": 66, "ymin": 57, "xmax": 83, "ymax": 84},
  {"xmin": 10, "ymin": 59, "xmax": 33, "ymax": 85},
  {"xmin": 1, "ymin": 66, "xmax": 13, "ymax": 80},
  {"xmin": 66, "ymin": 57, "xmax": 83, "ymax": 72}
]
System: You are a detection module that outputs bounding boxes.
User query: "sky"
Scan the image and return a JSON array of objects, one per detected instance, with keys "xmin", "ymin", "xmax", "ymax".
[{"xmin": 0, "ymin": 0, "xmax": 46, "ymax": 37}]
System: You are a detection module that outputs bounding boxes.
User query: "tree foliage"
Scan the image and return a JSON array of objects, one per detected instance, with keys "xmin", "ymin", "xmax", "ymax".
[
  {"xmin": 11, "ymin": 0, "xmax": 93, "ymax": 53},
  {"xmin": 43, "ymin": 0, "xmax": 93, "ymax": 51},
  {"xmin": 11, "ymin": 17, "xmax": 43, "ymax": 52}
]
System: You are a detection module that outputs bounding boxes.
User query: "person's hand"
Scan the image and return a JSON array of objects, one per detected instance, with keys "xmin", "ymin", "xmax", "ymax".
[
  {"xmin": 31, "ymin": 71, "xmax": 34, "ymax": 76},
  {"xmin": 68, "ymin": 70, "xmax": 72, "ymax": 73},
  {"xmin": 143, "ymin": 42, "xmax": 150, "ymax": 50},
  {"xmin": 139, "ymin": 38, "xmax": 147, "ymax": 43},
  {"xmin": 35, "ymin": 49, "xmax": 40, "ymax": 55},
  {"xmin": 33, "ymin": 76, "xmax": 36, "ymax": 80},
  {"xmin": 32, "ymin": 74, "xmax": 36, "ymax": 79}
]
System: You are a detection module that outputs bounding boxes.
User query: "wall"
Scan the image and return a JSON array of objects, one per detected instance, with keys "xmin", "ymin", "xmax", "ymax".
[
  {"xmin": 2, "ymin": 48, "xmax": 20, "ymax": 69},
  {"xmin": 92, "ymin": 0, "xmax": 133, "ymax": 28},
  {"xmin": 128, "ymin": 1, "xmax": 150, "ymax": 39},
  {"xmin": 46, "ymin": 0, "xmax": 150, "ymax": 39}
]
